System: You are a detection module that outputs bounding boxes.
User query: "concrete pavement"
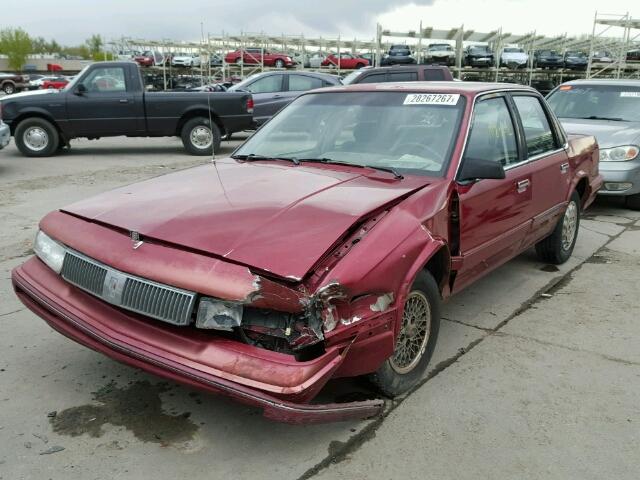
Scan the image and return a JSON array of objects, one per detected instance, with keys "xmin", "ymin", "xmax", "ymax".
[{"xmin": 0, "ymin": 137, "xmax": 638, "ymax": 479}]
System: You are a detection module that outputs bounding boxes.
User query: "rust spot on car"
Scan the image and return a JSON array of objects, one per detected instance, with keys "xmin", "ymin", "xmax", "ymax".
[{"xmin": 50, "ymin": 381, "xmax": 198, "ymax": 445}]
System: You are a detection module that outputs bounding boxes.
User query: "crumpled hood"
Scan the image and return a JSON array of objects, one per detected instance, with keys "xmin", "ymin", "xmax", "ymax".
[
  {"xmin": 61, "ymin": 159, "xmax": 430, "ymax": 280},
  {"xmin": 559, "ymin": 118, "xmax": 640, "ymax": 148}
]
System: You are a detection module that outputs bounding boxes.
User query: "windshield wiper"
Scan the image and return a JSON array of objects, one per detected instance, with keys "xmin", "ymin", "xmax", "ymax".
[
  {"xmin": 581, "ymin": 115, "xmax": 628, "ymax": 122},
  {"xmin": 231, "ymin": 153, "xmax": 300, "ymax": 165},
  {"xmin": 297, "ymin": 158, "xmax": 404, "ymax": 180}
]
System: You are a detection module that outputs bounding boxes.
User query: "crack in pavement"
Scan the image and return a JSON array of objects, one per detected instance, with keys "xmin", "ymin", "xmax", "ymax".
[
  {"xmin": 0, "ymin": 308, "xmax": 25, "ymax": 318},
  {"xmin": 298, "ymin": 220, "xmax": 631, "ymax": 480},
  {"xmin": 492, "ymin": 331, "xmax": 640, "ymax": 367}
]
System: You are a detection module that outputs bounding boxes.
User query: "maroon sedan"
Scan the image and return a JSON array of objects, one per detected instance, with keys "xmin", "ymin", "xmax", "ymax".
[{"xmin": 12, "ymin": 83, "xmax": 601, "ymax": 423}]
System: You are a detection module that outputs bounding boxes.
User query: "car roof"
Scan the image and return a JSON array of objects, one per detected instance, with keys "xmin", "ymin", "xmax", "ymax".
[
  {"xmin": 561, "ymin": 79, "xmax": 640, "ymax": 87},
  {"xmin": 316, "ymin": 81, "xmax": 538, "ymax": 95}
]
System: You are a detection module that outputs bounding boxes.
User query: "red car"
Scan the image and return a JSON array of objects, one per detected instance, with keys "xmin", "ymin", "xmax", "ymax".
[
  {"xmin": 12, "ymin": 83, "xmax": 601, "ymax": 424},
  {"xmin": 224, "ymin": 48, "xmax": 294, "ymax": 68},
  {"xmin": 133, "ymin": 50, "xmax": 164, "ymax": 67},
  {"xmin": 321, "ymin": 53, "xmax": 369, "ymax": 69},
  {"xmin": 41, "ymin": 77, "xmax": 69, "ymax": 89}
]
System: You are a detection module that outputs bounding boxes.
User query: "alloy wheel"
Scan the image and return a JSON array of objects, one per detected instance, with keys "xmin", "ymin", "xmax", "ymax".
[{"xmin": 390, "ymin": 291, "xmax": 432, "ymax": 374}]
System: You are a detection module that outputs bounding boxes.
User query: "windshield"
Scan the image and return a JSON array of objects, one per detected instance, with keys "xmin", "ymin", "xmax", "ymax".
[
  {"xmin": 504, "ymin": 48, "xmax": 523, "ymax": 53},
  {"xmin": 470, "ymin": 46, "xmax": 489, "ymax": 53},
  {"xmin": 429, "ymin": 44, "xmax": 451, "ymax": 51},
  {"xmin": 547, "ymin": 84, "xmax": 640, "ymax": 122},
  {"xmin": 233, "ymin": 92, "xmax": 465, "ymax": 177},
  {"xmin": 63, "ymin": 65, "xmax": 91, "ymax": 91},
  {"xmin": 566, "ymin": 51, "xmax": 585, "ymax": 58}
]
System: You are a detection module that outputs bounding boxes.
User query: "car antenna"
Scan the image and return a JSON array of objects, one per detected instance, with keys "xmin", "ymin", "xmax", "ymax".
[{"xmin": 207, "ymin": 88, "xmax": 216, "ymax": 164}]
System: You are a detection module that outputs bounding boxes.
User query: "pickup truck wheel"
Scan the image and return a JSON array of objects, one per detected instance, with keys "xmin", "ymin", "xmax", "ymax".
[
  {"xmin": 535, "ymin": 191, "xmax": 581, "ymax": 264},
  {"xmin": 181, "ymin": 117, "xmax": 221, "ymax": 156},
  {"xmin": 369, "ymin": 271, "xmax": 441, "ymax": 397},
  {"xmin": 274, "ymin": 59, "xmax": 285, "ymax": 68},
  {"xmin": 15, "ymin": 118, "xmax": 60, "ymax": 157},
  {"xmin": 2, "ymin": 83, "xmax": 15, "ymax": 94},
  {"xmin": 626, "ymin": 193, "xmax": 640, "ymax": 210}
]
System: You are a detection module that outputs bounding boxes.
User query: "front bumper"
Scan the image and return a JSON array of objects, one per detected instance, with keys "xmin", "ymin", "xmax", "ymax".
[
  {"xmin": 0, "ymin": 122, "xmax": 9, "ymax": 149},
  {"xmin": 598, "ymin": 160, "xmax": 640, "ymax": 196},
  {"xmin": 12, "ymin": 258, "xmax": 384, "ymax": 424}
]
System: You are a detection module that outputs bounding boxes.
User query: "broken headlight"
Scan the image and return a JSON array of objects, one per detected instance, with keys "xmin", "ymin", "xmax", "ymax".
[{"xmin": 196, "ymin": 297, "xmax": 243, "ymax": 331}]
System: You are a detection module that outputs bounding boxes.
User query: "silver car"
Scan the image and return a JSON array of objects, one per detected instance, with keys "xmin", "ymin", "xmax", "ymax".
[
  {"xmin": 547, "ymin": 79, "xmax": 640, "ymax": 209},
  {"xmin": 0, "ymin": 120, "xmax": 10, "ymax": 150}
]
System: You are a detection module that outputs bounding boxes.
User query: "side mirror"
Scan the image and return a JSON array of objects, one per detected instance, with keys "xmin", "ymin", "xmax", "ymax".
[
  {"xmin": 74, "ymin": 83, "xmax": 87, "ymax": 95},
  {"xmin": 458, "ymin": 157, "xmax": 506, "ymax": 182}
]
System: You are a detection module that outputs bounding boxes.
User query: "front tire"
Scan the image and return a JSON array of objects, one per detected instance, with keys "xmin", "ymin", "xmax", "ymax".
[
  {"xmin": 274, "ymin": 59, "xmax": 285, "ymax": 68},
  {"xmin": 535, "ymin": 191, "xmax": 581, "ymax": 264},
  {"xmin": 15, "ymin": 117, "xmax": 60, "ymax": 157},
  {"xmin": 2, "ymin": 83, "xmax": 15, "ymax": 94},
  {"xmin": 369, "ymin": 271, "xmax": 441, "ymax": 397},
  {"xmin": 181, "ymin": 117, "xmax": 221, "ymax": 156}
]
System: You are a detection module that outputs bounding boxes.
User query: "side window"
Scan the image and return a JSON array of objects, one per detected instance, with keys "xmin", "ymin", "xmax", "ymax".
[
  {"xmin": 512, "ymin": 95, "xmax": 557, "ymax": 156},
  {"xmin": 288, "ymin": 75, "xmax": 324, "ymax": 91},
  {"xmin": 358, "ymin": 73, "xmax": 388, "ymax": 84},
  {"xmin": 389, "ymin": 71, "xmax": 418, "ymax": 82},
  {"xmin": 83, "ymin": 67, "xmax": 126, "ymax": 93},
  {"xmin": 464, "ymin": 97, "xmax": 518, "ymax": 166},
  {"xmin": 246, "ymin": 75, "xmax": 282, "ymax": 94}
]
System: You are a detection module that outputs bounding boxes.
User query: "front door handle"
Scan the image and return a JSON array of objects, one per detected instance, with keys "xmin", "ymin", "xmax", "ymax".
[
  {"xmin": 119, "ymin": 99, "xmax": 129, "ymax": 104},
  {"xmin": 560, "ymin": 162, "xmax": 569, "ymax": 174},
  {"xmin": 517, "ymin": 179, "xmax": 530, "ymax": 193},
  {"xmin": 272, "ymin": 94, "xmax": 282, "ymax": 98}
]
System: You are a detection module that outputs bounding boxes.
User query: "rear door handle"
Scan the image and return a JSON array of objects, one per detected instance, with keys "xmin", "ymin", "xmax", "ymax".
[
  {"xmin": 272, "ymin": 94, "xmax": 282, "ymax": 98},
  {"xmin": 119, "ymin": 99, "xmax": 129, "ymax": 104},
  {"xmin": 517, "ymin": 179, "xmax": 530, "ymax": 193},
  {"xmin": 560, "ymin": 162, "xmax": 569, "ymax": 174}
]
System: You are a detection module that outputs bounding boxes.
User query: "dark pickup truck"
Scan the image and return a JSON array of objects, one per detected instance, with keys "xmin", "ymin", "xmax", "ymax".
[{"xmin": 0, "ymin": 61, "xmax": 254, "ymax": 157}]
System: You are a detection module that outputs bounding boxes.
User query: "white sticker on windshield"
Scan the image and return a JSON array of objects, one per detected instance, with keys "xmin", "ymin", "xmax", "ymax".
[
  {"xmin": 620, "ymin": 92, "xmax": 640, "ymax": 97},
  {"xmin": 403, "ymin": 93, "xmax": 460, "ymax": 105}
]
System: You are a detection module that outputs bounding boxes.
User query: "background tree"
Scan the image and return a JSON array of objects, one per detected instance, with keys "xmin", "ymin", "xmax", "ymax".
[
  {"xmin": 86, "ymin": 34, "xmax": 103, "ymax": 55},
  {"xmin": 0, "ymin": 28, "xmax": 32, "ymax": 70}
]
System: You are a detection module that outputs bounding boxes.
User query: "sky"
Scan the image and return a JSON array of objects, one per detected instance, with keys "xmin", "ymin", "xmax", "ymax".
[{"xmin": 0, "ymin": 0, "xmax": 636, "ymax": 45}]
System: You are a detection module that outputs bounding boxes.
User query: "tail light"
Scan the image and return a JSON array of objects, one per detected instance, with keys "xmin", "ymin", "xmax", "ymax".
[{"xmin": 246, "ymin": 96, "xmax": 254, "ymax": 114}]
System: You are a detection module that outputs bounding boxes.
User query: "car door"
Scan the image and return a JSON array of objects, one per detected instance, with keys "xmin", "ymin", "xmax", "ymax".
[
  {"xmin": 66, "ymin": 65, "xmax": 139, "ymax": 137},
  {"xmin": 510, "ymin": 93, "xmax": 570, "ymax": 247},
  {"xmin": 243, "ymin": 74, "xmax": 285, "ymax": 126},
  {"xmin": 454, "ymin": 94, "xmax": 536, "ymax": 292}
]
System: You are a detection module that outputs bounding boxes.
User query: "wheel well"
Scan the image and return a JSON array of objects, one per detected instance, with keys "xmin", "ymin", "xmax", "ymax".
[
  {"xmin": 575, "ymin": 177, "xmax": 588, "ymax": 207},
  {"xmin": 176, "ymin": 110, "xmax": 225, "ymax": 136},
  {"xmin": 10, "ymin": 113, "xmax": 62, "ymax": 138},
  {"xmin": 423, "ymin": 246, "xmax": 450, "ymax": 294}
]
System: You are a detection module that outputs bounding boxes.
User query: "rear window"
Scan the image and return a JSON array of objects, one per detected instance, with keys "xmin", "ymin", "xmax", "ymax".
[
  {"xmin": 389, "ymin": 71, "xmax": 418, "ymax": 82},
  {"xmin": 424, "ymin": 69, "xmax": 446, "ymax": 81}
]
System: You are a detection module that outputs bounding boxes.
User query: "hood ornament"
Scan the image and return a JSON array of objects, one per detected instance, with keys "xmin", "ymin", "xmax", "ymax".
[{"xmin": 130, "ymin": 231, "xmax": 143, "ymax": 250}]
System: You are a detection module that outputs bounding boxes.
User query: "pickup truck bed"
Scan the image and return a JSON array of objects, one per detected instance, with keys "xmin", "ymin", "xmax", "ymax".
[{"xmin": 0, "ymin": 61, "xmax": 254, "ymax": 157}]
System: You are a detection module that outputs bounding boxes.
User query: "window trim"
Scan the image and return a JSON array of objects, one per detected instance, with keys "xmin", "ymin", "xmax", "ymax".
[
  {"xmin": 458, "ymin": 92, "xmax": 521, "ymax": 176},
  {"xmin": 511, "ymin": 92, "xmax": 567, "ymax": 151}
]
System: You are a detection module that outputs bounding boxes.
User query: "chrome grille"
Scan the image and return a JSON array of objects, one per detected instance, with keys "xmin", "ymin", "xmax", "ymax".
[
  {"xmin": 61, "ymin": 250, "xmax": 196, "ymax": 326},
  {"xmin": 61, "ymin": 253, "xmax": 107, "ymax": 296}
]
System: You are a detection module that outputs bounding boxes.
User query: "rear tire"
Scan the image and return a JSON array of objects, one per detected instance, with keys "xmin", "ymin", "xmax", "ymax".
[
  {"xmin": 369, "ymin": 271, "xmax": 441, "ymax": 397},
  {"xmin": 181, "ymin": 116, "xmax": 221, "ymax": 156},
  {"xmin": 235, "ymin": 58, "xmax": 243, "ymax": 64},
  {"xmin": 626, "ymin": 193, "xmax": 640, "ymax": 210},
  {"xmin": 535, "ymin": 191, "xmax": 581, "ymax": 264},
  {"xmin": 15, "ymin": 117, "xmax": 60, "ymax": 157},
  {"xmin": 355, "ymin": 62, "xmax": 365, "ymax": 69}
]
